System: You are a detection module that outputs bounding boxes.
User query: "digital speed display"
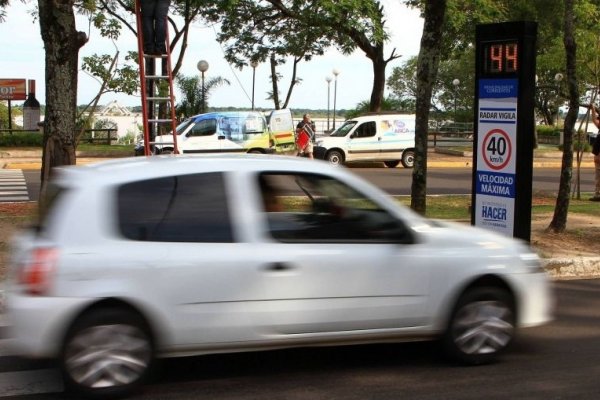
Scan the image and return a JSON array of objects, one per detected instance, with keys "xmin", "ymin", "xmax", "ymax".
[{"xmin": 482, "ymin": 41, "xmax": 518, "ymax": 75}]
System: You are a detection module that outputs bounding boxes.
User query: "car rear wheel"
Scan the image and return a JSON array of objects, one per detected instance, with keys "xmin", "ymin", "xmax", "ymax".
[
  {"xmin": 443, "ymin": 287, "xmax": 515, "ymax": 365},
  {"xmin": 326, "ymin": 150, "xmax": 344, "ymax": 166},
  {"xmin": 61, "ymin": 309, "xmax": 154, "ymax": 398},
  {"xmin": 383, "ymin": 160, "xmax": 400, "ymax": 168},
  {"xmin": 401, "ymin": 150, "xmax": 415, "ymax": 168}
]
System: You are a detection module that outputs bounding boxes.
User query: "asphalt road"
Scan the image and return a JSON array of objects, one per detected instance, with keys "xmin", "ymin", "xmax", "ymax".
[
  {"xmin": 4, "ymin": 279, "xmax": 599, "ymax": 399},
  {"xmin": 21, "ymin": 167, "xmax": 596, "ymax": 200}
]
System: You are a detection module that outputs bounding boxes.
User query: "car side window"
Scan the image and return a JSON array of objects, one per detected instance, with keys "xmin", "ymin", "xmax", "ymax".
[
  {"xmin": 117, "ymin": 172, "xmax": 233, "ymax": 243},
  {"xmin": 189, "ymin": 119, "xmax": 217, "ymax": 137},
  {"xmin": 353, "ymin": 121, "xmax": 376, "ymax": 138},
  {"xmin": 258, "ymin": 172, "xmax": 409, "ymax": 243}
]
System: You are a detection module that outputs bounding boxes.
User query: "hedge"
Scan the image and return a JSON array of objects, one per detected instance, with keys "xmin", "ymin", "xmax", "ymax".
[{"xmin": 0, "ymin": 132, "xmax": 43, "ymax": 147}]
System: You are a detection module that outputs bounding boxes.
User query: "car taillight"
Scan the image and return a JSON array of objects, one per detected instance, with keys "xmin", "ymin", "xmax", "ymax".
[{"xmin": 18, "ymin": 248, "xmax": 58, "ymax": 295}]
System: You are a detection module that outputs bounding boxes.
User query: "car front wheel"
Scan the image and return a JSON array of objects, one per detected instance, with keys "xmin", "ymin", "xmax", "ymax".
[
  {"xmin": 61, "ymin": 308, "xmax": 154, "ymax": 398},
  {"xmin": 326, "ymin": 150, "xmax": 344, "ymax": 166},
  {"xmin": 443, "ymin": 287, "xmax": 515, "ymax": 365}
]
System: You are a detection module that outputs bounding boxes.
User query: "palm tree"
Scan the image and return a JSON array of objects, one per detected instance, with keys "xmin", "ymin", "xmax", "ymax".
[{"xmin": 175, "ymin": 74, "xmax": 231, "ymax": 118}]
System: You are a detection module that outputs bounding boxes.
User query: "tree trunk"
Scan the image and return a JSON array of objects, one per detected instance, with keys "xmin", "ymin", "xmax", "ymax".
[
  {"xmin": 369, "ymin": 47, "xmax": 387, "ymax": 112},
  {"xmin": 270, "ymin": 54, "xmax": 281, "ymax": 110},
  {"xmin": 282, "ymin": 56, "xmax": 301, "ymax": 109},
  {"xmin": 38, "ymin": 0, "xmax": 87, "ymax": 194},
  {"xmin": 410, "ymin": 0, "xmax": 446, "ymax": 215},
  {"xmin": 548, "ymin": 0, "xmax": 578, "ymax": 233}
]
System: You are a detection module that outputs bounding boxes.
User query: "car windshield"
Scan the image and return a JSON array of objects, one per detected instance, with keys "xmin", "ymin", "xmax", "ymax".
[
  {"xmin": 174, "ymin": 119, "xmax": 194, "ymax": 135},
  {"xmin": 329, "ymin": 121, "xmax": 357, "ymax": 137}
]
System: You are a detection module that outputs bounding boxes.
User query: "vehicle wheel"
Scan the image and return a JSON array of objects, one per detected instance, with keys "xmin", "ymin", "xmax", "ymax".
[
  {"xmin": 400, "ymin": 150, "xmax": 415, "ymax": 168},
  {"xmin": 160, "ymin": 148, "xmax": 174, "ymax": 155},
  {"xmin": 61, "ymin": 309, "xmax": 154, "ymax": 398},
  {"xmin": 383, "ymin": 160, "xmax": 400, "ymax": 168},
  {"xmin": 326, "ymin": 150, "xmax": 344, "ymax": 166},
  {"xmin": 247, "ymin": 149, "xmax": 263, "ymax": 154},
  {"xmin": 443, "ymin": 287, "xmax": 515, "ymax": 365}
]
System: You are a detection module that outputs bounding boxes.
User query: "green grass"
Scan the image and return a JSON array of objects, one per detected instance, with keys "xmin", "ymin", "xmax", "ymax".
[
  {"xmin": 76, "ymin": 144, "xmax": 133, "ymax": 156},
  {"xmin": 396, "ymin": 195, "xmax": 471, "ymax": 219},
  {"xmin": 395, "ymin": 194, "xmax": 600, "ymax": 220}
]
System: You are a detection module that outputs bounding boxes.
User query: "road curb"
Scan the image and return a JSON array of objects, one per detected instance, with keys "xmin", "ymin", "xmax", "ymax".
[{"xmin": 542, "ymin": 257, "xmax": 600, "ymax": 280}]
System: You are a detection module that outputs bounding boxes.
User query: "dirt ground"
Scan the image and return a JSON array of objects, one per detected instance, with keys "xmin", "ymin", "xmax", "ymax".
[
  {"xmin": 530, "ymin": 212, "xmax": 600, "ymax": 258},
  {"xmin": 0, "ymin": 202, "xmax": 599, "ymax": 282}
]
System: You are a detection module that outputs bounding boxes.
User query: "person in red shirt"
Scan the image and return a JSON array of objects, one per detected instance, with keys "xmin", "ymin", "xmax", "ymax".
[{"xmin": 296, "ymin": 114, "xmax": 316, "ymax": 159}]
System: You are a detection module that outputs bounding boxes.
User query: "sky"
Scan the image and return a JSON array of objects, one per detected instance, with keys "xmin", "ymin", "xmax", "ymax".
[{"xmin": 1, "ymin": 1, "xmax": 424, "ymax": 111}]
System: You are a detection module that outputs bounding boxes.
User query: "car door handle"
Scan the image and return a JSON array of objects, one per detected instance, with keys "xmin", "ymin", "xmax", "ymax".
[{"xmin": 264, "ymin": 262, "xmax": 293, "ymax": 271}]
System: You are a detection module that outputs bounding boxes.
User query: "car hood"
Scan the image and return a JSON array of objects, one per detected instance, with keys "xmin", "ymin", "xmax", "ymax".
[
  {"xmin": 317, "ymin": 136, "xmax": 346, "ymax": 146},
  {"xmin": 413, "ymin": 219, "xmax": 534, "ymax": 257}
]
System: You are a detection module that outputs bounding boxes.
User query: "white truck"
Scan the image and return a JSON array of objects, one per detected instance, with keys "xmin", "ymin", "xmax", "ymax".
[{"xmin": 315, "ymin": 114, "xmax": 416, "ymax": 168}]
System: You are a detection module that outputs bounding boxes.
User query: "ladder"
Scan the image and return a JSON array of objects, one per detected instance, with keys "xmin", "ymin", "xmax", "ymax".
[{"xmin": 134, "ymin": 0, "xmax": 179, "ymax": 156}]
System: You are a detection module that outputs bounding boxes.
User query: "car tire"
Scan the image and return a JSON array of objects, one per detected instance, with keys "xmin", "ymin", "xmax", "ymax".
[
  {"xmin": 160, "ymin": 148, "xmax": 174, "ymax": 155},
  {"xmin": 61, "ymin": 308, "xmax": 154, "ymax": 399},
  {"xmin": 401, "ymin": 150, "xmax": 415, "ymax": 168},
  {"xmin": 383, "ymin": 161, "xmax": 400, "ymax": 168},
  {"xmin": 443, "ymin": 287, "xmax": 515, "ymax": 365},
  {"xmin": 248, "ymin": 149, "xmax": 263, "ymax": 154},
  {"xmin": 326, "ymin": 150, "xmax": 344, "ymax": 166}
]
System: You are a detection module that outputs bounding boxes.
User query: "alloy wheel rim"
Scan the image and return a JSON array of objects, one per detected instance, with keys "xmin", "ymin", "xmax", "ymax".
[
  {"xmin": 65, "ymin": 324, "xmax": 151, "ymax": 388},
  {"xmin": 452, "ymin": 300, "xmax": 514, "ymax": 355}
]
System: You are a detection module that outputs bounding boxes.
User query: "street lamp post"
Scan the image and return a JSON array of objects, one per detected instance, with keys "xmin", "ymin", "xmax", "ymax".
[
  {"xmin": 251, "ymin": 60, "xmax": 258, "ymax": 110},
  {"xmin": 326, "ymin": 76, "xmax": 332, "ymax": 132},
  {"xmin": 197, "ymin": 60, "xmax": 209, "ymax": 113},
  {"xmin": 555, "ymin": 72, "xmax": 564, "ymax": 127},
  {"xmin": 452, "ymin": 78, "xmax": 460, "ymax": 123},
  {"xmin": 332, "ymin": 68, "xmax": 340, "ymax": 129}
]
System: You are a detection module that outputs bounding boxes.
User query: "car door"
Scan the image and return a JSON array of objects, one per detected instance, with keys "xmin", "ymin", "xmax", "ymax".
[
  {"xmin": 268, "ymin": 108, "xmax": 295, "ymax": 151},
  {"xmin": 179, "ymin": 117, "xmax": 221, "ymax": 153},
  {"xmin": 116, "ymin": 171, "xmax": 266, "ymax": 346},
  {"xmin": 346, "ymin": 121, "xmax": 381, "ymax": 161},
  {"xmin": 246, "ymin": 171, "xmax": 433, "ymax": 337}
]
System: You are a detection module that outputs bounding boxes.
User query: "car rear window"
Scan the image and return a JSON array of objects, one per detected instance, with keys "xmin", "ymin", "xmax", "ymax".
[{"xmin": 117, "ymin": 172, "xmax": 233, "ymax": 243}]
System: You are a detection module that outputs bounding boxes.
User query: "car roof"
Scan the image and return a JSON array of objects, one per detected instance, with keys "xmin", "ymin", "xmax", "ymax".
[
  {"xmin": 351, "ymin": 114, "xmax": 416, "ymax": 121},
  {"xmin": 190, "ymin": 111, "xmax": 265, "ymax": 120}
]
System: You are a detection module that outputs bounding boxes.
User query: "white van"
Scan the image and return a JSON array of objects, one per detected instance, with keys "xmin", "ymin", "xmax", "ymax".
[
  {"xmin": 151, "ymin": 109, "xmax": 295, "ymax": 155},
  {"xmin": 314, "ymin": 114, "xmax": 416, "ymax": 168}
]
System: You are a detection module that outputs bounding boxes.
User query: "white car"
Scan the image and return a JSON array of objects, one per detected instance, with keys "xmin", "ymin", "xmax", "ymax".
[{"xmin": 6, "ymin": 155, "xmax": 553, "ymax": 398}]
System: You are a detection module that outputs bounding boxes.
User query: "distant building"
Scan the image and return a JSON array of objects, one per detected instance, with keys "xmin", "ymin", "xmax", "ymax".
[{"xmin": 94, "ymin": 100, "xmax": 142, "ymax": 139}]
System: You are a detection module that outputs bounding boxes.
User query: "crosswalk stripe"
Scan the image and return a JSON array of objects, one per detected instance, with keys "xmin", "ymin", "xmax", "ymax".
[{"xmin": 0, "ymin": 170, "xmax": 29, "ymax": 202}]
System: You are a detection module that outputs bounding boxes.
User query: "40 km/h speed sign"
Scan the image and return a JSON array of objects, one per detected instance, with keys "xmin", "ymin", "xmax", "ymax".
[
  {"xmin": 482, "ymin": 128, "xmax": 512, "ymax": 171},
  {"xmin": 471, "ymin": 21, "xmax": 537, "ymax": 242}
]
